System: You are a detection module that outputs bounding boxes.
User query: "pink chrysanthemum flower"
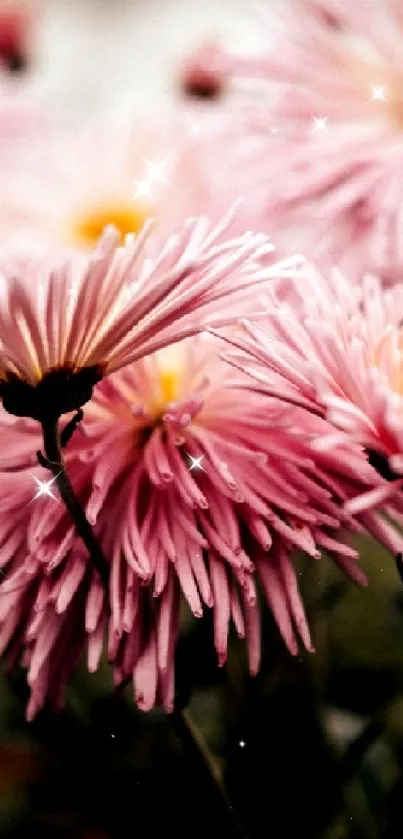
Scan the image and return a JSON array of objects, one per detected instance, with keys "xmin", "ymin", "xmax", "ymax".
[
  {"xmin": 0, "ymin": 213, "xmax": 275, "ymax": 421},
  {"xmin": 216, "ymin": 262, "xmax": 403, "ymax": 492},
  {"xmin": 0, "ymin": 105, "xmax": 242, "ymax": 254},
  {"xmin": 1, "ymin": 332, "xmax": 402, "ymax": 718},
  {"xmin": 220, "ymin": 0, "xmax": 403, "ymax": 282},
  {"xmin": 0, "ymin": 111, "xmax": 170, "ymax": 251}
]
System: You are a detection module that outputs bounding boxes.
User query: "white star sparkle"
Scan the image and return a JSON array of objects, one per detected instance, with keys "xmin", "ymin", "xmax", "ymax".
[
  {"xmin": 371, "ymin": 85, "xmax": 386, "ymax": 100},
  {"xmin": 132, "ymin": 156, "xmax": 172, "ymax": 200},
  {"xmin": 187, "ymin": 453, "xmax": 206, "ymax": 472},
  {"xmin": 28, "ymin": 473, "xmax": 62, "ymax": 506},
  {"xmin": 141, "ymin": 156, "xmax": 171, "ymax": 185},
  {"xmin": 312, "ymin": 116, "xmax": 329, "ymax": 133},
  {"xmin": 239, "ymin": 740, "xmax": 246, "ymax": 748},
  {"xmin": 132, "ymin": 178, "xmax": 153, "ymax": 199}
]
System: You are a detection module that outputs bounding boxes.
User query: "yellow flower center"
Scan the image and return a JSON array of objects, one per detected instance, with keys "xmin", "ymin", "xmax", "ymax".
[
  {"xmin": 147, "ymin": 347, "xmax": 187, "ymax": 419},
  {"xmin": 72, "ymin": 199, "xmax": 152, "ymax": 247},
  {"xmin": 159, "ymin": 370, "xmax": 180, "ymax": 404}
]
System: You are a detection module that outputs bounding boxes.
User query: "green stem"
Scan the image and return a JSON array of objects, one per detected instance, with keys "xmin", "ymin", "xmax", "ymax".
[{"xmin": 170, "ymin": 707, "xmax": 249, "ymax": 838}]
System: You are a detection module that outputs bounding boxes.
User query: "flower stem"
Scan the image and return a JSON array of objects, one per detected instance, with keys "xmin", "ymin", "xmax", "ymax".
[
  {"xmin": 170, "ymin": 707, "xmax": 249, "ymax": 838},
  {"xmin": 38, "ymin": 416, "xmax": 109, "ymax": 586},
  {"xmin": 396, "ymin": 553, "xmax": 403, "ymax": 584}
]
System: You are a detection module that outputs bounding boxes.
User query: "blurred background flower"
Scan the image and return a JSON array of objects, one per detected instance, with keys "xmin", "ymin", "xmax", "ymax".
[{"xmin": 219, "ymin": 0, "xmax": 403, "ymax": 284}]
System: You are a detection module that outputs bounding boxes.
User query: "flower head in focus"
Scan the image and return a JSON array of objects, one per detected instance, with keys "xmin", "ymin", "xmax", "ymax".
[
  {"xmin": 0, "ymin": 212, "xmax": 274, "ymax": 421},
  {"xmin": 216, "ymin": 261, "xmax": 403, "ymax": 493},
  {"xmin": 0, "ymin": 329, "xmax": 401, "ymax": 718},
  {"xmin": 219, "ymin": 0, "xmax": 403, "ymax": 282}
]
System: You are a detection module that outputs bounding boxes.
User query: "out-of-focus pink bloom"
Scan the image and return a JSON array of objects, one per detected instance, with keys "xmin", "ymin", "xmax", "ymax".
[
  {"xmin": 180, "ymin": 42, "xmax": 227, "ymax": 100},
  {"xmin": 0, "ymin": 330, "xmax": 401, "ymax": 718},
  {"xmin": 0, "ymin": 89, "xmax": 288, "ymax": 263},
  {"xmin": 219, "ymin": 0, "xmax": 403, "ymax": 283},
  {"xmin": 0, "ymin": 111, "xmax": 177, "ymax": 252},
  {"xmin": 0, "ymin": 71, "xmax": 44, "ymax": 140},
  {"xmin": 0, "ymin": 105, "xmax": 250, "ymax": 254},
  {"xmin": 176, "ymin": 98, "xmax": 291, "ymax": 244},
  {"xmin": 0, "ymin": 1, "xmax": 34, "ymax": 71}
]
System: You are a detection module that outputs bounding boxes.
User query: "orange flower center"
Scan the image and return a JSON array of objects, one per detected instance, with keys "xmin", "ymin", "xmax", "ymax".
[
  {"xmin": 158, "ymin": 370, "xmax": 181, "ymax": 404},
  {"xmin": 72, "ymin": 199, "xmax": 152, "ymax": 247}
]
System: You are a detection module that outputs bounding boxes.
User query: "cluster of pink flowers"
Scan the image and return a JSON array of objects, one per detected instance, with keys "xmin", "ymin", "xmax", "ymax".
[
  {"xmin": 1, "ymin": 0, "xmax": 403, "ymax": 720},
  {"xmin": 1, "ymin": 326, "xmax": 393, "ymax": 719}
]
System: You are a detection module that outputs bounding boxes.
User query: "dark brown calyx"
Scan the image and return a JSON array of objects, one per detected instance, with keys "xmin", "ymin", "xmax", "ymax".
[{"xmin": 0, "ymin": 365, "xmax": 104, "ymax": 421}]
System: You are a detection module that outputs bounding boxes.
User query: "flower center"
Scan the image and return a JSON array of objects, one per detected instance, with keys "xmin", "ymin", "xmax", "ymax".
[
  {"xmin": 158, "ymin": 370, "xmax": 181, "ymax": 404},
  {"xmin": 130, "ymin": 345, "xmax": 205, "ymax": 431},
  {"xmin": 149, "ymin": 347, "xmax": 187, "ymax": 417},
  {"xmin": 72, "ymin": 199, "xmax": 152, "ymax": 247}
]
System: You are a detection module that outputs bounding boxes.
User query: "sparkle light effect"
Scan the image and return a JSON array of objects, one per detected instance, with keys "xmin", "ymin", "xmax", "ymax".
[
  {"xmin": 132, "ymin": 156, "xmax": 172, "ymax": 200},
  {"xmin": 312, "ymin": 116, "xmax": 329, "ymax": 132},
  {"xmin": 28, "ymin": 473, "xmax": 62, "ymax": 506},
  {"xmin": 239, "ymin": 740, "xmax": 246, "ymax": 748},
  {"xmin": 371, "ymin": 85, "xmax": 386, "ymax": 100},
  {"xmin": 187, "ymin": 453, "xmax": 206, "ymax": 471},
  {"xmin": 142, "ymin": 156, "xmax": 171, "ymax": 185}
]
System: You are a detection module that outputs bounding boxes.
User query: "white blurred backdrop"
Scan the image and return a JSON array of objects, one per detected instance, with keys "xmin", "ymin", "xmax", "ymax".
[{"xmin": 28, "ymin": 0, "xmax": 270, "ymax": 120}]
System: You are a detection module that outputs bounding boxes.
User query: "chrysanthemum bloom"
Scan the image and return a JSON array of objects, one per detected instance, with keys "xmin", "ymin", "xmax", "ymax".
[
  {"xmin": 1, "ymin": 331, "xmax": 402, "ymax": 718},
  {"xmin": 0, "ymin": 214, "xmax": 275, "ymax": 422},
  {"xmin": 0, "ymin": 468, "xmax": 105, "ymax": 720},
  {"xmin": 0, "ymin": 105, "xmax": 237, "ymax": 254},
  {"xmin": 215, "ymin": 262, "xmax": 403, "ymax": 496},
  {"xmin": 0, "ymin": 111, "xmax": 164, "ymax": 251},
  {"xmin": 0, "ymin": 84, "xmax": 289, "ymax": 260},
  {"xmin": 219, "ymin": 0, "xmax": 403, "ymax": 282}
]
